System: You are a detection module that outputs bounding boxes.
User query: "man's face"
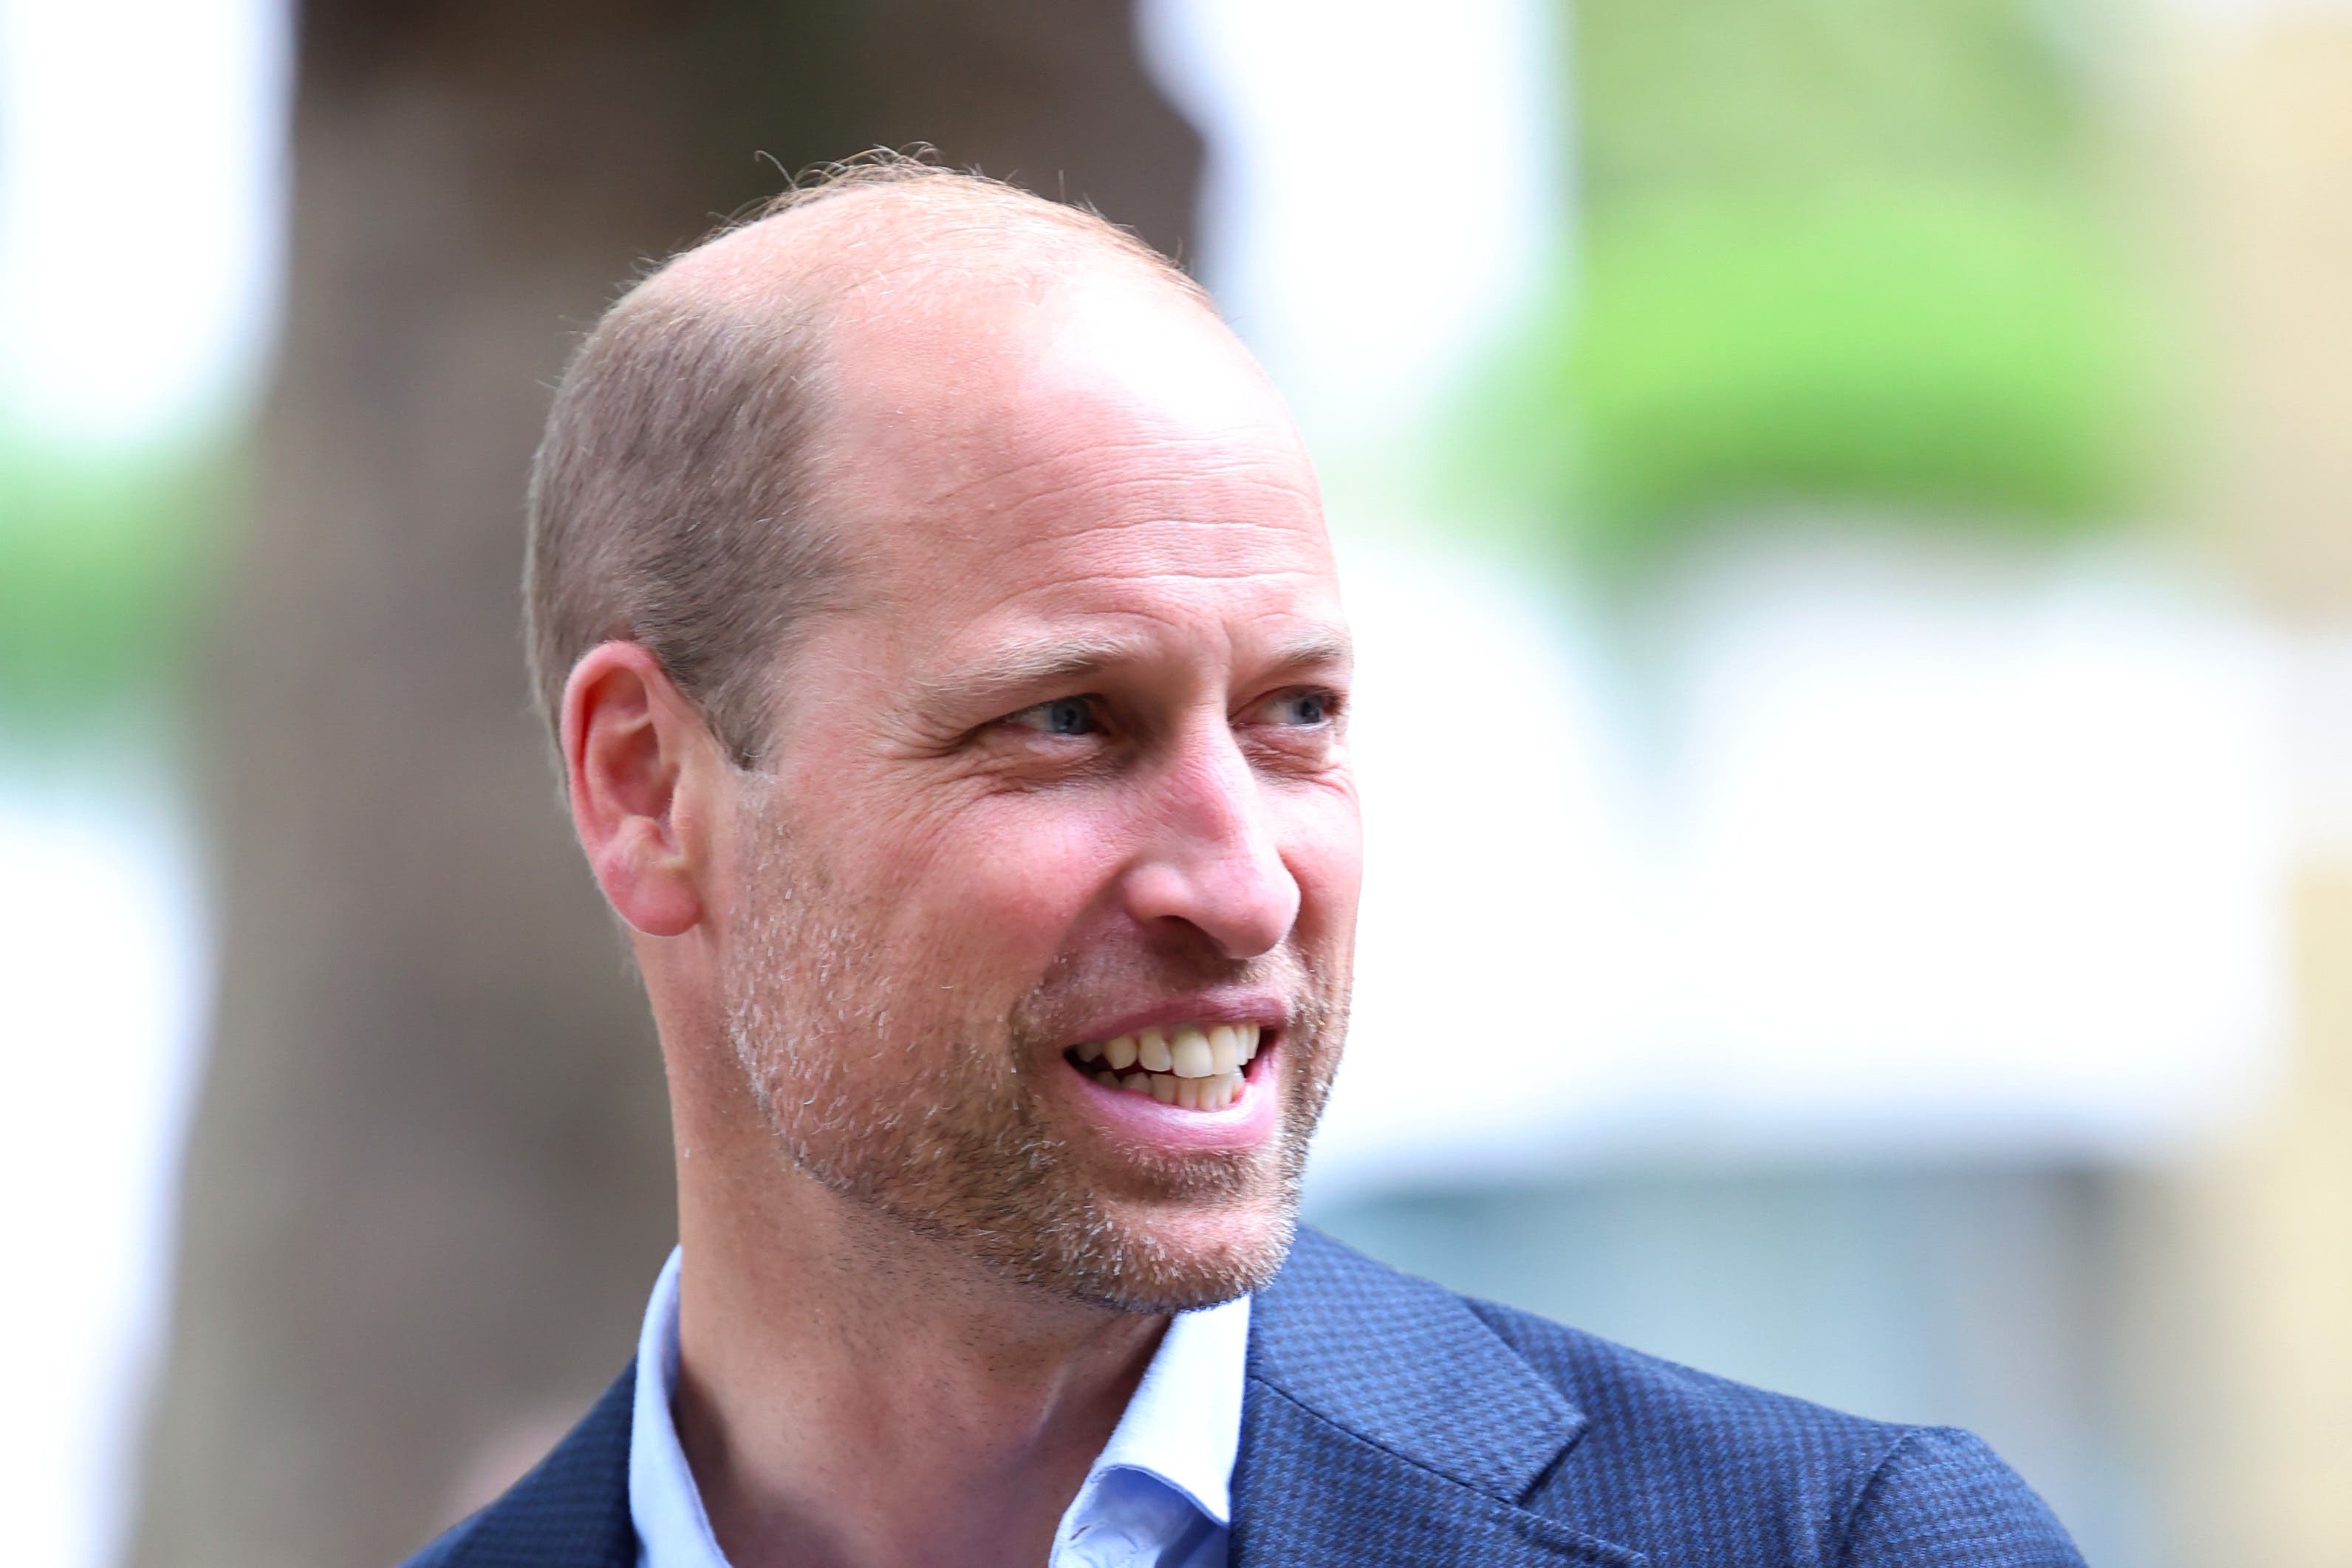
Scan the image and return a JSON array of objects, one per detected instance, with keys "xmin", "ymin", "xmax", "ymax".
[{"xmin": 713, "ymin": 269, "xmax": 1361, "ymax": 1311}]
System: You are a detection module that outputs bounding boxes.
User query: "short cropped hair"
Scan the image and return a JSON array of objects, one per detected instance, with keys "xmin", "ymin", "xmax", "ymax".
[{"xmin": 523, "ymin": 152, "xmax": 1206, "ymax": 767}]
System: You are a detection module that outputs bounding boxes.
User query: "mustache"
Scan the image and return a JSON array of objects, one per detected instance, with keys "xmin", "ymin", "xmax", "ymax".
[{"xmin": 1008, "ymin": 939, "xmax": 1330, "ymax": 1041}]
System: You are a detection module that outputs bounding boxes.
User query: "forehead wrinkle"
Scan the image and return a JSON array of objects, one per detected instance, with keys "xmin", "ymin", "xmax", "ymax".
[
  {"xmin": 821, "ymin": 273, "xmax": 1299, "ymax": 503},
  {"xmin": 989, "ymin": 511, "xmax": 1326, "ymax": 560},
  {"xmin": 974, "ymin": 517, "xmax": 1341, "ymax": 631},
  {"xmin": 968, "ymin": 544, "xmax": 1340, "ymax": 623},
  {"xmin": 864, "ymin": 510, "xmax": 1329, "ymax": 618},
  {"xmin": 903, "ymin": 434, "xmax": 1304, "ymax": 519},
  {"xmin": 991, "ymin": 569, "xmax": 1333, "ymax": 603}
]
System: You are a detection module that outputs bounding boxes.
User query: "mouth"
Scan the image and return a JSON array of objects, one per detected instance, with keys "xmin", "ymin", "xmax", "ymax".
[{"xmin": 1064, "ymin": 1022, "xmax": 1268, "ymax": 1112}]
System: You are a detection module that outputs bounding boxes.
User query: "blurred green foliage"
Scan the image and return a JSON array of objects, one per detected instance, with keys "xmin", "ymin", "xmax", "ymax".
[
  {"xmin": 0, "ymin": 434, "xmax": 232, "ymax": 730},
  {"xmin": 1577, "ymin": 0, "xmax": 2082, "ymax": 201},
  {"xmin": 1457, "ymin": 0, "xmax": 2167, "ymax": 568}
]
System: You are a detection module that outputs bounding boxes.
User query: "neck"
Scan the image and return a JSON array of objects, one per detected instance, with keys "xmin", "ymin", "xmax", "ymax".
[{"xmin": 666, "ymin": 1062, "xmax": 1165, "ymax": 1568}]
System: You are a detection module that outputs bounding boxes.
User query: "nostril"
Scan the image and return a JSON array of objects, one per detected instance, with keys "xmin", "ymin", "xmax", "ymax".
[{"xmin": 1116, "ymin": 832, "xmax": 1301, "ymax": 962}]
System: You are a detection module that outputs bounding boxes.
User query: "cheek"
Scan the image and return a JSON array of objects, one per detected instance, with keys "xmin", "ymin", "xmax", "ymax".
[
  {"xmin": 867, "ymin": 792, "xmax": 1132, "ymax": 972},
  {"xmin": 1282, "ymin": 785, "xmax": 1365, "ymax": 935}
]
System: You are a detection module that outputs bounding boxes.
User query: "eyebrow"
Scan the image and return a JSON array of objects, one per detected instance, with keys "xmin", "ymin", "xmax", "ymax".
[
  {"xmin": 916, "ymin": 627, "xmax": 1354, "ymax": 714},
  {"xmin": 1262, "ymin": 630, "xmax": 1355, "ymax": 674}
]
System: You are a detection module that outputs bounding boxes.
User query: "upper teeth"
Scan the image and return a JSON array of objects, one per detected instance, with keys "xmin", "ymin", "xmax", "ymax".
[{"xmin": 1076, "ymin": 1022, "xmax": 1261, "ymax": 1078}]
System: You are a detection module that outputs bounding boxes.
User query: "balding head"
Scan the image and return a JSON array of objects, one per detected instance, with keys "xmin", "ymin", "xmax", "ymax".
[{"xmin": 525, "ymin": 158, "xmax": 1212, "ymax": 764}]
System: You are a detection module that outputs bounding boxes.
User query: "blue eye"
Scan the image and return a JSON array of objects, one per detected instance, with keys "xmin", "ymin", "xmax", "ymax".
[
  {"xmin": 1267, "ymin": 690, "xmax": 1333, "ymax": 725},
  {"xmin": 1011, "ymin": 696, "xmax": 1098, "ymax": 736}
]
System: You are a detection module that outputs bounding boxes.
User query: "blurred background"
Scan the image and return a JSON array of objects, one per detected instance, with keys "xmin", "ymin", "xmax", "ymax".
[{"xmin": 2, "ymin": 0, "xmax": 2347, "ymax": 1561}]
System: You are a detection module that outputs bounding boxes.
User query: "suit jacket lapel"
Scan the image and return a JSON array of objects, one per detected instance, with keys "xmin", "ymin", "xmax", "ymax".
[
  {"xmin": 428, "ymin": 1363, "xmax": 637, "ymax": 1568},
  {"xmin": 1231, "ymin": 1230, "xmax": 1644, "ymax": 1568}
]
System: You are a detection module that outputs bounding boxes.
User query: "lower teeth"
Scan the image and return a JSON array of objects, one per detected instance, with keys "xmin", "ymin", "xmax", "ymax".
[{"xmin": 1094, "ymin": 1067, "xmax": 1245, "ymax": 1110}]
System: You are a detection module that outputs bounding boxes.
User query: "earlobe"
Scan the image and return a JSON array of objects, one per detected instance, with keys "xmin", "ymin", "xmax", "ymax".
[{"xmin": 562, "ymin": 643, "xmax": 712, "ymax": 937}]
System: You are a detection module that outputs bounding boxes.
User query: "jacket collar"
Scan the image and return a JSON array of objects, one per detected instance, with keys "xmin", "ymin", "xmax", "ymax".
[
  {"xmin": 416, "ymin": 1363, "xmax": 637, "ymax": 1568},
  {"xmin": 1232, "ymin": 1228, "xmax": 1641, "ymax": 1568}
]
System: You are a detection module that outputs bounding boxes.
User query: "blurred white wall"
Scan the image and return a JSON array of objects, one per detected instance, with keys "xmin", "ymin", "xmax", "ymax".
[
  {"xmin": 1320, "ymin": 535, "xmax": 2288, "ymax": 1198},
  {"xmin": 0, "ymin": 3, "xmax": 287, "ymax": 1562},
  {"xmin": 0, "ymin": 764, "xmax": 211, "ymax": 1568},
  {"xmin": 0, "ymin": 0, "xmax": 288, "ymax": 447},
  {"xmin": 1143, "ymin": 0, "xmax": 2294, "ymax": 1202},
  {"xmin": 1140, "ymin": 0, "xmax": 1566, "ymax": 453}
]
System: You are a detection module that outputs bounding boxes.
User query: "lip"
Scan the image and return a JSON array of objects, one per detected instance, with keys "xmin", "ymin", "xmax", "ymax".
[{"xmin": 1061, "ymin": 990, "xmax": 1290, "ymax": 1050}]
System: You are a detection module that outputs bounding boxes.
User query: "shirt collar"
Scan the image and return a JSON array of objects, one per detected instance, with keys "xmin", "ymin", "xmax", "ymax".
[
  {"xmin": 629, "ymin": 1249, "xmax": 727, "ymax": 1568},
  {"xmin": 627, "ymin": 1247, "xmax": 1250, "ymax": 1568},
  {"xmin": 1078, "ymin": 1288, "xmax": 1249, "ymax": 1530}
]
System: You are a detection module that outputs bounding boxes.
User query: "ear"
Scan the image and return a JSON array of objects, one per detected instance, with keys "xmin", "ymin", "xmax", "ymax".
[{"xmin": 561, "ymin": 641, "xmax": 725, "ymax": 937}]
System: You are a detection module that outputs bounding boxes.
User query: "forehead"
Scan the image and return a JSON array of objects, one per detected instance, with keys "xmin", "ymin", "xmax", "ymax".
[{"xmin": 812, "ymin": 267, "xmax": 1337, "ymax": 641}]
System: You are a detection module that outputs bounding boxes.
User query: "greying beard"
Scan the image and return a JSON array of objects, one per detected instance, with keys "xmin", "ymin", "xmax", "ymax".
[{"xmin": 718, "ymin": 793, "xmax": 1347, "ymax": 1312}]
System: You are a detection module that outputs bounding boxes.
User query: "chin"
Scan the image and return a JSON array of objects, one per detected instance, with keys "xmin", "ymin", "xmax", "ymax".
[{"xmin": 1052, "ymin": 1189, "xmax": 1302, "ymax": 1314}]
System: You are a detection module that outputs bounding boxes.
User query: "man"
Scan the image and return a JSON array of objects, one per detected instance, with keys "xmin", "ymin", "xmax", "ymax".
[{"xmin": 408, "ymin": 160, "xmax": 2085, "ymax": 1567}]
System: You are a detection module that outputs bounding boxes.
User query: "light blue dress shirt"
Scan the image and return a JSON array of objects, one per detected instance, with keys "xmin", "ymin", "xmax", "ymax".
[{"xmin": 628, "ymin": 1249, "xmax": 1248, "ymax": 1568}]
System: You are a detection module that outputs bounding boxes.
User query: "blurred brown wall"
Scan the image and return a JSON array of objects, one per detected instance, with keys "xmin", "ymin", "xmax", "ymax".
[{"xmin": 129, "ymin": 4, "xmax": 1200, "ymax": 1564}]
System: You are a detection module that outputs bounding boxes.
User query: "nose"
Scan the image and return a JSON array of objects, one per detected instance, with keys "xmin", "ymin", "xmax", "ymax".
[{"xmin": 1120, "ymin": 726, "xmax": 1301, "ymax": 960}]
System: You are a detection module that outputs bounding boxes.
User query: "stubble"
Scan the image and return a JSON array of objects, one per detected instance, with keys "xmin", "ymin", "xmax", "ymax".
[{"xmin": 717, "ymin": 786, "xmax": 1349, "ymax": 1312}]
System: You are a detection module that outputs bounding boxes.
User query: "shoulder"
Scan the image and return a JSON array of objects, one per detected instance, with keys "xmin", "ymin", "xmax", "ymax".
[
  {"xmin": 399, "ymin": 1366, "xmax": 638, "ymax": 1568},
  {"xmin": 1254, "ymin": 1229, "xmax": 2082, "ymax": 1567},
  {"xmin": 1471, "ymin": 1289, "xmax": 2081, "ymax": 1565}
]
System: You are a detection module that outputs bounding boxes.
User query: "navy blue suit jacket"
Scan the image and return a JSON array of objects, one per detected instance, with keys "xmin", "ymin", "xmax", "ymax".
[{"xmin": 406, "ymin": 1228, "xmax": 2085, "ymax": 1567}]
